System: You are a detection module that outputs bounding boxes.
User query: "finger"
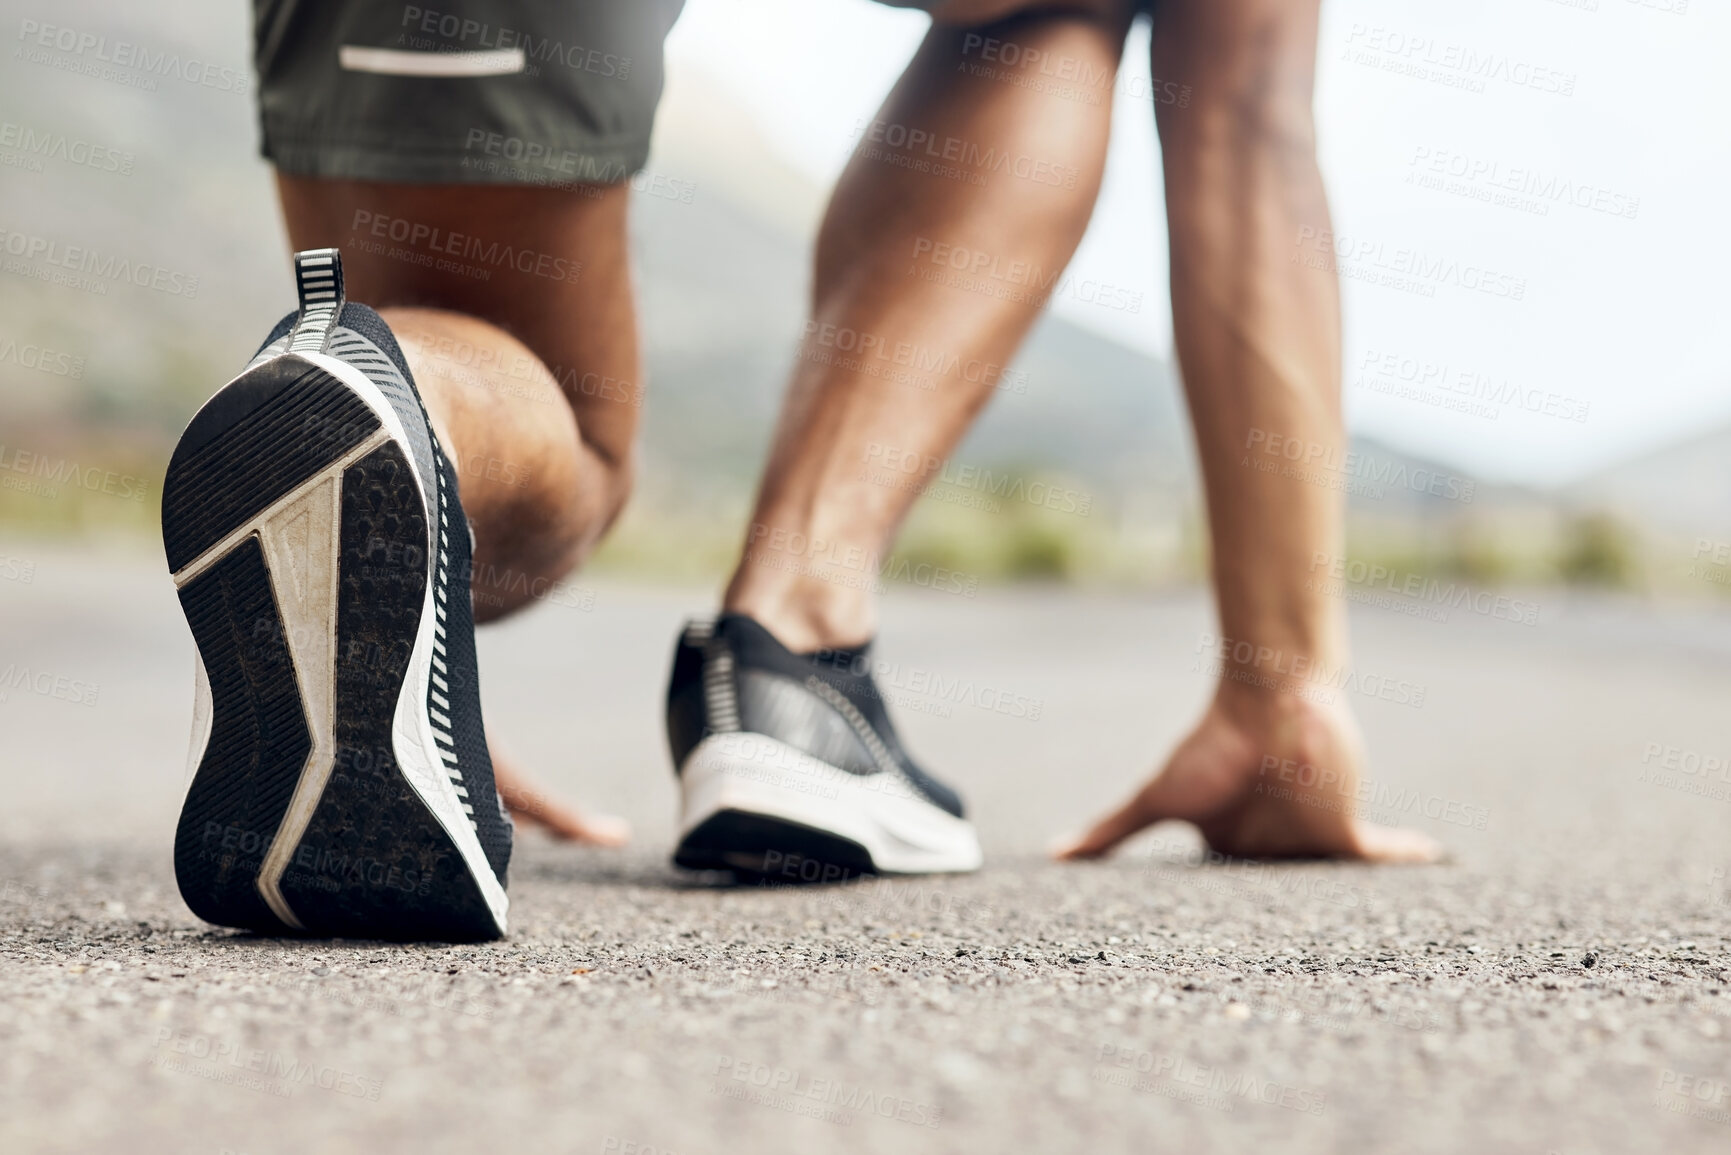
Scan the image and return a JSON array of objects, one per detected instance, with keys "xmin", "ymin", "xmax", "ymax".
[
  {"xmin": 525, "ymin": 802, "xmax": 632, "ymax": 848},
  {"xmin": 499, "ymin": 786, "xmax": 631, "ymax": 847},
  {"xmin": 1052, "ymin": 786, "xmax": 1171, "ymax": 861},
  {"xmin": 490, "ymin": 745, "xmax": 632, "ymax": 848},
  {"xmin": 1349, "ymin": 820, "xmax": 1444, "ymax": 864}
]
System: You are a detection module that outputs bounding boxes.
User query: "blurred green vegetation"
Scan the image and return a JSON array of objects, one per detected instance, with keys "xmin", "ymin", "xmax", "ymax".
[
  {"xmin": 1556, "ymin": 513, "xmax": 1641, "ymax": 589},
  {"xmin": 0, "ymin": 432, "xmax": 165, "ymax": 543},
  {"xmin": 0, "ymin": 438, "xmax": 1702, "ymax": 601},
  {"xmin": 1340, "ymin": 509, "xmax": 1651, "ymax": 593}
]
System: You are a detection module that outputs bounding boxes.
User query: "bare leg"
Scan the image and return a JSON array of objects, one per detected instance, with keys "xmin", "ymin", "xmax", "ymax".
[
  {"xmin": 277, "ymin": 175, "xmax": 637, "ymax": 845},
  {"xmin": 722, "ymin": 1, "xmax": 1134, "ymax": 652},
  {"xmin": 1056, "ymin": 0, "xmax": 1438, "ymax": 861}
]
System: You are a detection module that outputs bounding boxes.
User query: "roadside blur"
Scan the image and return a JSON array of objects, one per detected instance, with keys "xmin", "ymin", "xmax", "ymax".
[{"xmin": 1, "ymin": 0, "xmax": 1727, "ymax": 602}]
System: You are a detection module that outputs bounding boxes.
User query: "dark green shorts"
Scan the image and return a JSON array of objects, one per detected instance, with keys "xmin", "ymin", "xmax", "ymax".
[{"xmin": 253, "ymin": 1, "xmax": 685, "ymax": 186}]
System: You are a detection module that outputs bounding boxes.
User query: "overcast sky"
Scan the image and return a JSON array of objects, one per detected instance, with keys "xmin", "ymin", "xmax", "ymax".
[{"xmin": 666, "ymin": 0, "xmax": 1730, "ymax": 486}]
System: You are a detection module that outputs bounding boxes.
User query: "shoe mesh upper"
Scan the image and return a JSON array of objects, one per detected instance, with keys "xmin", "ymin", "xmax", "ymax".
[{"xmin": 665, "ymin": 613, "xmax": 966, "ymax": 818}]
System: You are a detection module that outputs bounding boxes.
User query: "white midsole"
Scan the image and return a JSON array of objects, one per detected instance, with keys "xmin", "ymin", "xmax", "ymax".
[
  {"xmin": 184, "ymin": 649, "xmax": 213, "ymax": 793},
  {"xmin": 677, "ymin": 733, "xmax": 982, "ymax": 875},
  {"xmin": 174, "ymin": 351, "xmax": 508, "ymax": 933}
]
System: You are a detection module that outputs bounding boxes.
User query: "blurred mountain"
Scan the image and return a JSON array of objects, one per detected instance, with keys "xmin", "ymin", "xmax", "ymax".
[{"xmin": 630, "ymin": 120, "xmax": 1195, "ymax": 513}]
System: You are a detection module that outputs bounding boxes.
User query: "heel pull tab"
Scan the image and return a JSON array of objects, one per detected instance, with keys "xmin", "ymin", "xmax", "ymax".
[{"xmin": 287, "ymin": 248, "xmax": 345, "ymax": 355}]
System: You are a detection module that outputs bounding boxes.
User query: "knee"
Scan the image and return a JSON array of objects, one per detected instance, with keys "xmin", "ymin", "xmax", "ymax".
[
  {"xmin": 553, "ymin": 443, "xmax": 634, "ymax": 573},
  {"xmin": 465, "ymin": 447, "xmax": 633, "ymax": 624}
]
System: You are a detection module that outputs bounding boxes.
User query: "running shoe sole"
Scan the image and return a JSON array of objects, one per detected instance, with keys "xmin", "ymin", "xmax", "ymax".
[{"xmin": 163, "ymin": 344, "xmax": 507, "ymax": 940}]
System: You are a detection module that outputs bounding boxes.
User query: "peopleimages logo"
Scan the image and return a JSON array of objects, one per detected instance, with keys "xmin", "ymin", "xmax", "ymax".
[
  {"xmin": 0, "ymin": 120, "xmax": 134, "ymax": 175},
  {"xmin": 0, "ymin": 229, "xmax": 199, "ymax": 298},
  {"xmin": 1294, "ymin": 226, "xmax": 1525, "ymax": 302},
  {"xmin": 151, "ymin": 1028, "xmax": 383, "ymax": 1100},
  {"xmin": 0, "ymin": 555, "xmax": 36, "ymax": 584},
  {"xmin": 711, "ymin": 1056, "xmax": 943, "ymax": 1128},
  {"xmin": 15, "ymin": 20, "xmax": 248, "ymax": 94},
  {"xmin": 853, "ymin": 118, "xmax": 1080, "ymax": 189},
  {"xmin": 1637, "ymin": 742, "xmax": 1731, "ymax": 804},
  {"xmin": 1258, "ymin": 756, "xmax": 1491, "ymax": 830},
  {"xmin": 0, "ymin": 335, "xmax": 84, "ymax": 378},
  {"xmin": 198, "ymin": 823, "xmax": 437, "ymax": 896},
  {"xmin": 861, "ymin": 442, "xmax": 1092, "ymax": 517},
  {"xmin": 1093, "ymin": 1044, "xmax": 1328, "ymax": 1115},
  {"xmin": 809, "ymin": 647, "xmax": 1046, "ymax": 722},
  {"xmin": 1408, "ymin": 146, "xmax": 1640, "ymax": 221},
  {"xmin": 1244, "ymin": 429, "xmax": 1477, "ymax": 503},
  {"xmin": 398, "ymin": 6, "xmax": 631, "ymax": 80},
  {"xmin": 349, "ymin": 210, "xmax": 582, "ymax": 283},
  {"xmin": 1355, "ymin": 347, "xmax": 1590, "ymax": 424},
  {"xmin": 1195, "ymin": 632, "xmax": 1427, "ymax": 708},
  {"xmin": 1307, "ymin": 552, "xmax": 1540, "ymax": 627},
  {"xmin": 1340, "ymin": 24, "xmax": 1576, "ymax": 97},
  {"xmin": 800, "ymin": 321, "xmax": 1028, "ymax": 394},
  {"xmin": 910, "ymin": 236, "xmax": 1144, "ymax": 313},
  {"xmin": 960, "ymin": 32, "xmax": 1111, "ymax": 87},
  {"xmin": 1653, "ymin": 1068, "xmax": 1731, "ymax": 1126},
  {"xmin": 0, "ymin": 664, "xmax": 100, "ymax": 708},
  {"xmin": 0, "ymin": 444, "xmax": 150, "ymax": 502},
  {"xmin": 745, "ymin": 522, "xmax": 980, "ymax": 598}
]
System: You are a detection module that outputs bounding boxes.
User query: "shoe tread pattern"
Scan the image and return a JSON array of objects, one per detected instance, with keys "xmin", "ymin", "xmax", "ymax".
[
  {"xmin": 276, "ymin": 443, "xmax": 498, "ymax": 941},
  {"xmin": 171, "ymin": 538, "xmax": 305, "ymax": 933},
  {"xmin": 162, "ymin": 362, "xmax": 379, "ymax": 573}
]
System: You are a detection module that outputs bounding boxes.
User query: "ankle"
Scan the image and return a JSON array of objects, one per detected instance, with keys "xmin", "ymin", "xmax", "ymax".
[{"xmin": 722, "ymin": 578, "xmax": 873, "ymax": 654}]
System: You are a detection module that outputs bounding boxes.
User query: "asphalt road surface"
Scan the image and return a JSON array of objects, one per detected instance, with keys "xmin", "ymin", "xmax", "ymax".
[{"xmin": 3, "ymin": 542, "xmax": 1729, "ymax": 1154}]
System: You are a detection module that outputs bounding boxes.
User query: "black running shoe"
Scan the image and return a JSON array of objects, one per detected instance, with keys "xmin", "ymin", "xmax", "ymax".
[
  {"xmin": 162, "ymin": 249, "xmax": 511, "ymax": 941},
  {"xmin": 665, "ymin": 613, "xmax": 982, "ymax": 878}
]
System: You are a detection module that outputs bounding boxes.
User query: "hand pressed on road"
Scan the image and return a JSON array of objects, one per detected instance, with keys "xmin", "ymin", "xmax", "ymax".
[{"xmin": 1054, "ymin": 690, "xmax": 1442, "ymax": 864}]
